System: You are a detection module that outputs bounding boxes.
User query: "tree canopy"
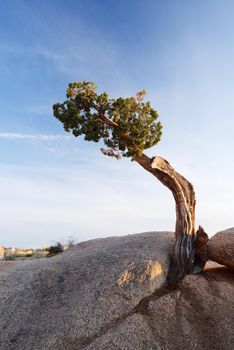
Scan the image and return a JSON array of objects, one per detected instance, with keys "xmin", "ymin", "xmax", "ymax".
[{"xmin": 53, "ymin": 81, "xmax": 162, "ymax": 159}]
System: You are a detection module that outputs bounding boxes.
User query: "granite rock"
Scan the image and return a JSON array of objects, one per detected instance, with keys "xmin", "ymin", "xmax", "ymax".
[
  {"xmin": 0, "ymin": 231, "xmax": 174, "ymax": 349},
  {"xmin": 208, "ymin": 228, "xmax": 234, "ymax": 269},
  {"xmin": 0, "ymin": 245, "xmax": 4, "ymax": 260}
]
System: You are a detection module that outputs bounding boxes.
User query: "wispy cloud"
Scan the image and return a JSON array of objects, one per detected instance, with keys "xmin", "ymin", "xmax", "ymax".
[
  {"xmin": 0, "ymin": 133, "xmax": 69, "ymax": 140},
  {"xmin": 25, "ymin": 103, "xmax": 52, "ymax": 116}
]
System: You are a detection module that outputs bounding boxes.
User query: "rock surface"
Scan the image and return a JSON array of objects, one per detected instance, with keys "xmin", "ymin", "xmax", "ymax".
[
  {"xmin": 208, "ymin": 228, "xmax": 234, "ymax": 269},
  {"xmin": 0, "ymin": 231, "xmax": 174, "ymax": 350},
  {"xmin": 0, "ymin": 231, "xmax": 233, "ymax": 350},
  {"xmin": 0, "ymin": 245, "xmax": 4, "ymax": 260},
  {"xmin": 85, "ymin": 264, "xmax": 234, "ymax": 350}
]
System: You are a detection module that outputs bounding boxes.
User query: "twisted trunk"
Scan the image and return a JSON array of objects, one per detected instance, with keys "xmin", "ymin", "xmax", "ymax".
[
  {"xmin": 135, "ymin": 153, "xmax": 206, "ymax": 286},
  {"xmin": 97, "ymin": 116, "xmax": 208, "ymax": 285}
]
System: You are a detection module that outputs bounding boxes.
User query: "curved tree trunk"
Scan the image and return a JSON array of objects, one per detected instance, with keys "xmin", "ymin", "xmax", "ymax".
[
  {"xmin": 134, "ymin": 153, "xmax": 206, "ymax": 286},
  {"xmin": 95, "ymin": 114, "xmax": 208, "ymax": 285}
]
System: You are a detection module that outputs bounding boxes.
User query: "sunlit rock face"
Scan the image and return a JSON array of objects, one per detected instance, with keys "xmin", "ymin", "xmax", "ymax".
[
  {"xmin": 208, "ymin": 228, "xmax": 234, "ymax": 269},
  {"xmin": 84, "ymin": 265, "xmax": 234, "ymax": 350},
  {"xmin": 0, "ymin": 231, "xmax": 233, "ymax": 350},
  {"xmin": 0, "ymin": 231, "xmax": 174, "ymax": 349},
  {"xmin": 0, "ymin": 245, "xmax": 4, "ymax": 260}
]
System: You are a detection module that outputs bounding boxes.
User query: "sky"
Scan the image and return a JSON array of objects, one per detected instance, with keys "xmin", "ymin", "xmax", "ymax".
[{"xmin": 0, "ymin": 0, "xmax": 234, "ymax": 247}]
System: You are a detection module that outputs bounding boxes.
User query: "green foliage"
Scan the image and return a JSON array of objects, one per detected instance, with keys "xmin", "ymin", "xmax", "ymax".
[
  {"xmin": 4, "ymin": 255, "xmax": 15, "ymax": 261},
  {"xmin": 53, "ymin": 81, "xmax": 162, "ymax": 158}
]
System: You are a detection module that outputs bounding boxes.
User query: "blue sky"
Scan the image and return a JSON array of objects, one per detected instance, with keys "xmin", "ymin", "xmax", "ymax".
[{"xmin": 0, "ymin": 0, "xmax": 234, "ymax": 247}]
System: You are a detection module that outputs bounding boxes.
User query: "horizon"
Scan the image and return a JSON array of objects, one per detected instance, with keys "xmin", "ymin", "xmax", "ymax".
[{"xmin": 1, "ymin": 0, "xmax": 234, "ymax": 248}]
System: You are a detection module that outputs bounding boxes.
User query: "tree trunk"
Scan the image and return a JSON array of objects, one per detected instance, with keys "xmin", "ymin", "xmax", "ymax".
[{"xmin": 135, "ymin": 153, "xmax": 204, "ymax": 286}]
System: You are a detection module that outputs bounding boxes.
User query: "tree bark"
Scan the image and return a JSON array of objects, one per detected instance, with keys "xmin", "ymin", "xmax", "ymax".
[
  {"xmin": 134, "ymin": 153, "xmax": 205, "ymax": 286},
  {"xmin": 97, "ymin": 114, "xmax": 208, "ymax": 285}
]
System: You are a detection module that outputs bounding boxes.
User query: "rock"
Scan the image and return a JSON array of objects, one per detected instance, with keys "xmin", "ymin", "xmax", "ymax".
[
  {"xmin": 84, "ymin": 313, "xmax": 157, "ymax": 350},
  {"xmin": 146, "ymin": 267, "xmax": 234, "ymax": 350},
  {"xmin": 0, "ymin": 245, "xmax": 4, "ymax": 260},
  {"xmin": 31, "ymin": 250, "xmax": 48, "ymax": 259},
  {"xmin": 86, "ymin": 267, "xmax": 234, "ymax": 350},
  {"xmin": 16, "ymin": 249, "xmax": 34, "ymax": 257},
  {"xmin": 0, "ymin": 231, "xmax": 174, "ymax": 350},
  {"xmin": 4, "ymin": 247, "xmax": 16, "ymax": 257},
  {"xmin": 0, "ymin": 231, "xmax": 233, "ymax": 350},
  {"xmin": 208, "ymin": 228, "xmax": 234, "ymax": 269}
]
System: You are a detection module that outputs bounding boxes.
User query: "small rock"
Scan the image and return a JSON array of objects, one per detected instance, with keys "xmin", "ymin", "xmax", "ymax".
[{"xmin": 0, "ymin": 245, "xmax": 4, "ymax": 260}]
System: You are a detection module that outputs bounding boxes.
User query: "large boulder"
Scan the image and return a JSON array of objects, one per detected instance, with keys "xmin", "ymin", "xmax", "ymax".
[
  {"xmin": 0, "ymin": 231, "xmax": 233, "ymax": 350},
  {"xmin": 0, "ymin": 231, "xmax": 174, "ymax": 350},
  {"xmin": 84, "ymin": 265, "xmax": 234, "ymax": 350},
  {"xmin": 208, "ymin": 228, "xmax": 234, "ymax": 269}
]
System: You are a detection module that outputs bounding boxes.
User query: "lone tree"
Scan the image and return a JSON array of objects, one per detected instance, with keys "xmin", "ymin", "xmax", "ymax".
[{"xmin": 53, "ymin": 81, "xmax": 208, "ymax": 285}]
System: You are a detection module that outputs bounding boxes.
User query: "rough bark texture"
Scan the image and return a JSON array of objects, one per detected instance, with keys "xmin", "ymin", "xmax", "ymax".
[
  {"xmin": 135, "ymin": 153, "xmax": 207, "ymax": 285},
  {"xmin": 194, "ymin": 226, "xmax": 209, "ymax": 272},
  {"xmin": 98, "ymin": 117, "xmax": 204, "ymax": 283},
  {"xmin": 135, "ymin": 154, "xmax": 196, "ymax": 237}
]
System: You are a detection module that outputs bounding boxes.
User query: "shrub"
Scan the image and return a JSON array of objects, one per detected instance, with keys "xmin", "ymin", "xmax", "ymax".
[
  {"xmin": 4, "ymin": 255, "xmax": 15, "ymax": 261},
  {"xmin": 47, "ymin": 242, "xmax": 64, "ymax": 257}
]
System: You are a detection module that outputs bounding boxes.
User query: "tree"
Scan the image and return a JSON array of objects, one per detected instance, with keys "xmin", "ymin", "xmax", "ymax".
[{"xmin": 53, "ymin": 81, "xmax": 208, "ymax": 286}]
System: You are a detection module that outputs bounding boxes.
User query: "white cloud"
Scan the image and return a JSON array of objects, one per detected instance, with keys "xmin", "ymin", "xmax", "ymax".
[{"xmin": 0, "ymin": 133, "xmax": 69, "ymax": 140}]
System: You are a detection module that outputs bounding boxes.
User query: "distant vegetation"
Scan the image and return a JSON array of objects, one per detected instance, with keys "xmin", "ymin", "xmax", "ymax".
[
  {"xmin": 2, "ymin": 236, "xmax": 79, "ymax": 261},
  {"xmin": 4, "ymin": 255, "xmax": 15, "ymax": 261},
  {"xmin": 46, "ymin": 242, "xmax": 64, "ymax": 257}
]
